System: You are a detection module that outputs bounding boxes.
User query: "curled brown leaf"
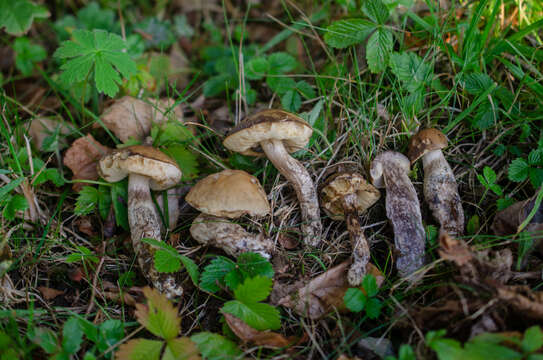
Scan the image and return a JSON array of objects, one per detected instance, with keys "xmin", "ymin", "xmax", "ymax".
[{"xmin": 224, "ymin": 313, "xmax": 291, "ymax": 349}]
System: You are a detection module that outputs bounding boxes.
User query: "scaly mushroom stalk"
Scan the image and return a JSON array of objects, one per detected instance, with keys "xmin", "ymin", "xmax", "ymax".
[
  {"xmin": 342, "ymin": 193, "xmax": 371, "ymax": 285},
  {"xmin": 371, "ymin": 151, "xmax": 425, "ymax": 278},
  {"xmin": 261, "ymin": 139, "xmax": 322, "ymax": 247},
  {"xmin": 190, "ymin": 214, "xmax": 274, "ymax": 258}
]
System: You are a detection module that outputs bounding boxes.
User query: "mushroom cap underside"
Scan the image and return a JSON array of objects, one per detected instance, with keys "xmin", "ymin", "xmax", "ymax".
[
  {"xmin": 320, "ymin": 172, "xmax": 381, "ymax": 220},
  {"xmin": 97, "ymin": 145, "xmax": 182, "ymax": 190},
  {"xmin": 408, "ymin": 128, "xmax": 448, "ymax": 163},
  {"xmin": 223, "ymin": 109, "xmax": 313, "ymax": 156},
  {"xmin": 370, "ymin": 151, "xmax": 411, "ymax": 188},
  {"xmin": 185, "ymin": 169, "xmax": 270, "ymax": 218}
]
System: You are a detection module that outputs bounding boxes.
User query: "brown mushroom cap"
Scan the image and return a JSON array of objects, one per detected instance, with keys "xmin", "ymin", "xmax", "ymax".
[
  {"xmin": 97, "ymin": 145, "xmax": 182, "ymax": 190},
  {"xmin": 407, "ymin": 128, "xmax": 448, "ymax": 163},
  {"xmin": 320, "ymin": 172, "xmax": 381, "ymax": 220},
  {"xmin": 223, "ymin": 109, "xmax": 313, "ymax": 156},
  {"xmin": 185, "ymin": 169, "xmax": 270, "ymax": 218}
]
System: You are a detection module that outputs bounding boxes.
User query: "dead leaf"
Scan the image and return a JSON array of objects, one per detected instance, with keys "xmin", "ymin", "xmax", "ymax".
[
  {"xmin": 277, "ymin": 233, "xmax": 299, "ymax": 249},
  {"xmin": 278, "ymin": 261, "xmax": 384, "ymax": 319},
  {"xmin": 103, "ymin": 291, "xmax": 137, "ymax": 307},
  {"xmin": 29, "ymin": 117, "xmax": 73, "ymax": 151},
  {"xmin": 497, "ymin": 285, "xmax": 543, "ymax": 320},
  {"xmin": 63, "ymin": 134, "xmax": 112, "ymax": 191},
  {"xmin": 38, "ymin": 286, "xmax": 65, "ymax": 300},
  {"xmin": 74, "ymin": 216, "xmax": 95, "ymax": 237},
  {"xmin": 99, "ymin": 96, "xmax": 184, "ymax": 143},
  {"xmin": 224, "ymin": 313, "xmax": 291, "ymax": 348},
  {"xmin": 492, "ymin": 194, "xmax": 543, "ymax": 241}
]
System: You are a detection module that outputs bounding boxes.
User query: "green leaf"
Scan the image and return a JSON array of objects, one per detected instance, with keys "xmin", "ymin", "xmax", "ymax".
[
  {"xmin": 427, "ymin": 331, "xmax": 464, "ymax": 360},
  {"xmin": 163, "ymin": 337, "xmax": 200, "ymax": 360},
  {"xmin": 0, "ymin": 177, "xmax": 24, "ymax": 200},
  {"xmin": 161, "ymin": 145, "xmax": 199, "ymax": 180},
  {"xmin": 389, "ymin": 52, "xmax": 433, "ymax": 92},
  {"xmin": 135, "ymin": 17, "xmax": 175, "ymax": 50},
  {"xmin": 190, "ymin": 332, "xmax": 242, "ymax": 360},
  {"xmin": 137, "ymin": 288, "xmax": 180, "ymax": 341},
  {"xmin": 173, "ymin": 15, "xmax": 194, "ymax": 38},
  {"xmin": 116, "ymin": 339, "xmax": 163, "ymax": 360},
  {"xmin": 522, "ymin": 326, "xmax": 543, "ymax": 353},
  {"xmin": 31, "ymin": 328, "xmax": 59, "ymax": 354},
  {"xmin": 508, "ymin": 158, "xmax": 529, "ymax": 182},
  {"xmin": 222, "ymin": 300, "xmax": 281, "ymax": 331},
  {"xmin": 97, "ymin": 185, "xmax": 111, "ymax": 220},
  {"xmin": 528, "ymin": 149, "xmax": 543, "ymax": 166},
  {"xmin": 497, "ymin": 197, "xmax": 515, "ymax": 211},
  {"xmin": 426, "ymin": 225, "xmax": 439, "ymax": 246},
  {"xmin": 466, "ymin": 215, "xmax": 480, "ymax": 235},
  {"xmin": 180, "ymin": 256, "xmax": 199, "ymax": 286},
  {"xmin": 75, "ymin": 2, "xmax": 117, "ymax": 33},
  {"xmin": 364, "ymin": 298, "xmax": 382, "ymax": 319},
  {"xmin": 366, "ymin": 28, "xmax": 393, "ymax": 73},
  {"xmin": 296, "ymin": 80, "xmax": 316, "ymax": 99},
  {"xmin": 54, "ymin": 29, "xmax": 137, "ymax": 97},
  {"xmin": 463, "ymin": 341, "xmax": 520, "ymax": 360},
  {"xmin": 281, "ymin": 89, "xmax": 302, "ymax": 112},
  {"xmin": 62, "ymin": 317, "xmax": 84, "ymax": 354},
  {"xmin": 3, "ymin": 194, "xmax": 28, "ymax": 220},
  {"xmin": 362, "ymin": 0, "xmax": 389, "ymax": 24},
  {"xmin": 344, "ymin": 288, "xmax": 366, "ymax": 312},
  {"xmin": 34, "ymin": 168, "xmax": 65, "ymax": 187},
  {"xmin": 203, "ymin": 74, "xmax": 233, "ymax": 97},
  {"xmin": 324, "ymin": 19, "xmax": 375, "ymax": 49},
  {"xmin": 266, "ymin": 76, "xmax": 296, "ymax": 95},
  {"xmin": 529, "ymin": 168, "xmax": 543, "ymax": 188},
  {"xmin": 13, "ymin": 37, "xmax": 46, "ymax": 76},
  {"xmin": 483, "ymin": 166, "xmax": 497, "ymax": 184},
  {"xmin": 267, "ymin": 52, "xmax": 297, "ymax": 74},
  {"xmin": 398, "ymin": 344, "xmax": 416, "ymax": 360},
  {"xmin": 362, "ymin": 274, "xmax": 379, "ymax": 297},
  {"xmin": 75, "ymin": 186, "xmax": 98, "ymax": 216},
  {"xmin": 0, "ymin": 0, "xmax": 49, "ymax": 36},
  {"xmin": 462, "ymin": 73, "xmax": 494, "ymax": 96},
  {"xmin": 154, "ymin": 249, "xmax": 182, "ymax": 273},
  {"xmin": 224, "ymin": 253, "xmax": 274, "ymax": 291},
  {"xmin": 200, "ymin": 256, "xmax": 236, "ymax": 293},
  {"xmin": 111, "ymin": 180, "xmax": 129, "ymax": 230},
  {"xmin": 245, "ymin": 57, "xmax": 269, "ymax": 80},
  {"xmin": 234, "ymin": 276, "xmax": 272, "ymax": 303}
]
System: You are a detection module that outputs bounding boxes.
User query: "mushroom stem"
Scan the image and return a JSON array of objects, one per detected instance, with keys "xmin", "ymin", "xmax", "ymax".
[
  {"xmin": 260, "ymin": 139, "xmax": 322, "ymax": 246},
  {"xmin": 190, "ymin": 214, "xmax": 274, "ymax": 258},
  {"xmin": 342, "ymin": 193, "xmax": 370, "ymax": 286},
  {"xmin": 157, "ymin": 188, "xmax": 181, "ymax": 231},
  {"xmin": 421, "ymin": 150, "xmax": 464, "ymax": 235},
  {"xmin": 128, "ymin": 174, "xmax": 183, "ymax": 298}
]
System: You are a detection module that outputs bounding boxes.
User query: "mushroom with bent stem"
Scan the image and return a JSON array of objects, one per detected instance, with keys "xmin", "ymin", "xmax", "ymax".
[
  {"xmin": 223, "ymin": 109, "xmax": 321, "ymax": 247},
  {"xmin": 408, "ymin": 128, "xmax": 464, "ymax": 235},
  {"xmin": 98, "ymin": 145, "xmax": 183, "ymax": 298},
  {"xmin": 370, "ymin": 151, "xmax": 426, "ymax": 279},
  {"xmin": 186, "ymin": 169, "xmax": 275, "ymax": 258},
  {"xmin": 320, "ymin": 172, "xmax": 380, "ymax": 286}
]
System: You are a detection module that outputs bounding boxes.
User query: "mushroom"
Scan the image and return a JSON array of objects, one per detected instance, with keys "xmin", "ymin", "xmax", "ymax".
[
  {"xmin": 370, "ymin": 151, "xmax": 426, "ymax": 278},
  {"xmin": 98, "ymin": 145, "xmax": 183, "ymax": 298},
  {"xmin": 320, "ymin": 172, "xmax": 381, "ymax": 285},
  {"xmin": 223, "ymin": 109, "xmax": 322, "ymax": 246},
  {"xmin": 185, "ymin": 169, "xmax": 274, "ymax": 258},
  {"xmin": 408, "ymin": 128, "xmax": 464, "ymax": 235}
]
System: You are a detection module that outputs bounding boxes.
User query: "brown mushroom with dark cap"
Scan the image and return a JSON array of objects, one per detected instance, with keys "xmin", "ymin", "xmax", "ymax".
[
  {"xmin": 186, "ymin": 169, "xmax": 274, "ymax": 258},
  {"xmin": 408, "ymin": 128, "xmax": 464, "ymax": 235},
  {"xmin": 223, "ymin": 109, "xmax": 321, "ymax": 247},
  {"xmin": 370, "ymin": 151, "xmax": 426, "ymax": 278},
  {"xmin": 320, "ymin": 172, "xmax": 381, "ymax": 285},
  {"xmin": 98, "ymin": 145, "xmax": 183, "ymax": 298}
]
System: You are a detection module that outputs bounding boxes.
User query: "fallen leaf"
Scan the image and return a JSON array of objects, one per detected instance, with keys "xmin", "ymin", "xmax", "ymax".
[
  {"xmin": 38, "ymin": 286, "xmax": 65, "ymax": 300},
  {"xmin": 29, "ymin": 117, "xmax": 72, "ymax": 151},
  {"xmin": 277, "ymin": 233, "xmax": 299, "ymax": 249},
  {"xmin": 74, "ymin": 216, "xmax": 96, "ymax": 237},
  {"xmin": 224, "ymin": 313, "xmax": 291, "ymax": 349},
  {"xmin": 103, "ymin": 291, "xmax": 137, "ymax": 307},
  {"xmin": 492, "ymin": 194, "xmax": 543, "ymax": 241},
  {"xmin": 497, "ymin": 285, "xmax": 543, "ymax": 320},
  {"xmin": 278, "ymin": 261, "xmax": 384, "ymax": 319},
  {"xmin": 99, "ymin": 96, "xmax": 184, "ymax": 143},
  {"xmin": 63, "ymin": 134, "xmax": 112, "ymax": 191}
]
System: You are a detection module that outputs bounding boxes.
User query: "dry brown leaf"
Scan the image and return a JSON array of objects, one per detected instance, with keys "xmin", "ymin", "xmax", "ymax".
[
  {"xmin": 277, "ymin": 233, "xmax": 299, "ymax": 249},
  {"xmin": 63, "ymin": 134, "xmax": 112, "ymax": 191},
  {"xmin": 492, "ymin": 194, "xmax": 543, "ymax": 241},
  {"xmin": 224, "ymin": 313, "xmax": 291, "ymax": 348},
  {"xmin": 103, "ymin": 291, "xmax": 137, "ymax": 307},
  {"xmin": 278, "ymin": 261, "xmax": 384, "ymax": 319},
  {"xmin": 438, "ymin": 231, "xmax": 474, "ymax": 266},
  {"xmin": 497, "ymin": 285, "xmax": 543, "ymax": 320},
  {"xmin": 29, "ymin": 117, "xmax": 73, "ymax": 151},
  {"xmin": 99, "ymin": 96, "xmax": 184, "ymax": 143},
  {"xmin": 38, "ymin": 286, "xmax": 65, "ymax": 300}
]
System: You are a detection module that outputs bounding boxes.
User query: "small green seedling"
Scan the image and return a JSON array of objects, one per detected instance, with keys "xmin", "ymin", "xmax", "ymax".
[{"xmin": 343, "ymin": 274, "xmax": 383, "ymax": 319}]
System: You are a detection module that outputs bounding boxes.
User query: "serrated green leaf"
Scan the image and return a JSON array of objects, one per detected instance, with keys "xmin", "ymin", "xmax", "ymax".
[
  {"xmin": 0, "ymin": 177, "xmax": 24, "ymax": 200},
  {"xmin": 268, "ymin": 52, "xmax": 297, "ymax": 74},
  {"xmin": 426, "ymin": 225, "xmax": 439, "ymax": 246},
  {"xmin": 281, "ymin": 89, "xmax": 302, "ymax": 112},
  {"xmin": 296, "ymin": 80, "xmax": 316, "ymax": 99},
  {"xmin": 136, "ymin": 287, "xmax": 180, "ymax": 341},
  {"xmin": 111, "ymin": 180, "xmax": 129, "ymax": 230},
  {"xmin": 389, "ymin": 52, "xmax": 433, "ymax": 92},
  {"xmin": 234, "ymin": 276, "xmax": 272, "ymax": 303},
  {"xmin": 154, "ymin": 249, "xmax": 182, "ymax": 273},
  {"xmin": 62, "ymin": 317, "xmax": 84, "ymax": 354},
  {"xmin": 529, "ymin": 168, "xmax": 543, "ymax": 188},
  {"xmin": 398, "ymin": 344, "xmax": 416, "ymax": 360},
  {"xmin": 324, "ymin": 19, "xmax": 375, "ymax": 49},
  {"xmin": 497, "ymin": 197, "xmax": 515, "ymax": 211},
  {"xmin": 489, "ymin": 184, "xmax": 503, "ymax": 197},
  {"xmin": 30, "ymin": 328, "xmax": 59, "ymax": 354},
  {"xmin": 461, "ymin": 73, "xmax": 495, "ymax": 96},
  {"xmin": 191, "ymin": 332, "xmax": 241, "ymax": 360},
  {"xmin": 200, "ymin": 257, "xmax": 236, "ymax": 293},
  {"xmin": 464, "ymin": 340, "xmax": 520, "ymax": 360},
  {"xmin": 364, "ymin": 298, "xmax": 382, "ymax": 319},
  {"xmin": 13, "ymin": 37, "xmax": 46, "ymax": 76},
  {"xmin": 222, "ymin": 300, "xmax": 281, "ymax": 331},
  {"xmin": 116, "ymin": 339, "xmax": 163, "ymax": 360},
  {"xmin": 266, "ymin": 76, "xmax": 296, "ymax": 95},
  {"xmin": 528, "ymin": 149, "xmax": 543, "ymax": 166},
  {"xmin": 362, "ymin": 0, "xmax": 389, "ymax": 24},
  {"xmin": 3, "ymin": 194, "xmax": 28, "ymax": 220},
  {"xmin": 508, "ymin": 158, "xmax": 529, "ymax": 182},
  {"xmin": 203, "ymin": 74, "xmax": 233, "ymax": 97},
  {"xmin": 161, "ymin": 145, "xmax": 199, "ymax": 180},
  {"xmin": 344, "ymin": 288, "xmax": 366, "ymax": 312},
  {"xmin": 180, "ymin": 256, "xmax": 199, "ymax": 286},
  {"xmin": 245, "ymin": 57, "xmax": 269, "ymax": 80},
  {"xmin": 522, "ymin": 326, "xmax": 543, "ymax": 353},
  {"xmin": 163, "ymin": 337, "xmax": 201, "ymax": 360},
  {"xmin": 362, "ymin": 274, "xmax": 379, "ymax": 297},
  {"xmin": 75, "ymin": 186, "xmax": 98, "ymax": 216},
  {"xmin": 483, "ymin": 166, "xmax": 497, "ymax": 184},
  {"xmin": 224, "ymin": 253, "xmax": 274, "ymax": 291},
  {"xmin": 366, "ymin": 28, "xmax": 393, "ymax": 73},
  {"xmin": 427, "ymin": 333, "xmax": 463, "ymax": 360},
  {"xmin": 135, "ymin": 17, "xmax": 175, "ymax": 50},
  {"xmin": 0, "ymin": 0, "xmax": 49, "ymax": 36},
  {"xmin": 467, "ymin": 215, "xmax": 480, "ymax": 235}
]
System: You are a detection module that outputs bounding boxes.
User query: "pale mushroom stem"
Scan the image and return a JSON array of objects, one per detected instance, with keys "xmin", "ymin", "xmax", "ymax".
[
  {"xmin": 342, "ymin": 193, "xmax": 370, "ymax": 286},
  {"xmin": 157, "ymin": 188, "xmax": 181, "ymax": 231},
  {"xmin": 381, "ymin": 166, "xmax": 426, "ymax": 278},
  {"xmin": 190, "ymin": 214, "xmax": 274, "ymax": 258},
  {"xmin": 128, "ymin": 174, "xmax": 183, "ymax": 298},
  {"xmin": 421, "ymin": 150, "xmax": 464, "ymax": 236},
  {"xmin": 260, "ymin": 139, "xmax": 322, "ymax": 246}
]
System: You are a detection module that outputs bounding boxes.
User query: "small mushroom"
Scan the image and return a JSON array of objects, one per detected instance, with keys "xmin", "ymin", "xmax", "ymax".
[
  {"xmin": 98, "ymin": 145, "xmax": 183, "ymax": 298},
  {"xmin": 223, "ymin": 109, "xmax": 321, "ymax": 246},
  {"xmin": 185, "ymin": 169, "xmax": 274, "ymax": 258},
  {"xmin": 370, "ymin": 151, "xmax": 426, "ymax": 278},
  {"xmin": 408, "ymin": 128, "xmax": 464, "ymax": 235},
  {"xmin": 320, "ymin": 172, "xmax": 380, "ymax": 285}
]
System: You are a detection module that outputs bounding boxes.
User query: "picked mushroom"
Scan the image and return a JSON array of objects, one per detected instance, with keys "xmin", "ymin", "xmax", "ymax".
[
  {"xmin": 320, "ymin": 172, "xmax": 381, "ymax": 286},
  {"xmin": 185, "ymin": 169, "xmax": 274, "ymax": 258},
  {"xmin": 370, "ymin": 151, "xmax": 426, "ymax": 278},
  {"xmin": 98, "ymin": 145, "xmax": 183, "ymax": 298},
  {"xmin": 223, "ymin": 109, "xmax": 322, "ymax": 246},
  {"xmin": 408, "ymin": 128, "xmax": 464, "ymax": 235}
]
